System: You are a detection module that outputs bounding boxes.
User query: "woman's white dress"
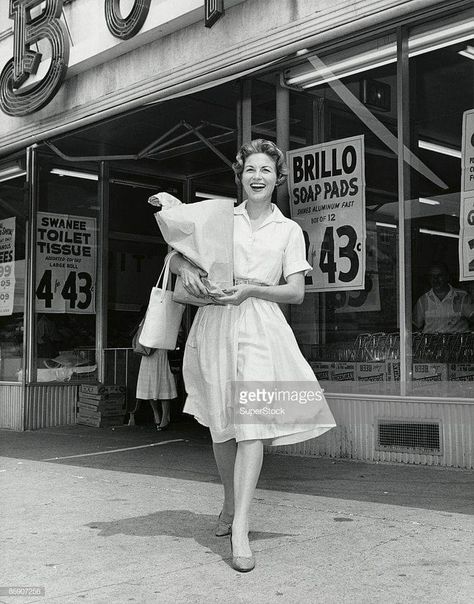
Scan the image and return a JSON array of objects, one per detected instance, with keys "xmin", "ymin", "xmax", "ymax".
[
  {"xmin": 136, "ymin": 349, "xmax": 177, "ymax": 400},
  {"xmin": 183, "ymin": 202, "xmax": 336, "ymax": 445}
]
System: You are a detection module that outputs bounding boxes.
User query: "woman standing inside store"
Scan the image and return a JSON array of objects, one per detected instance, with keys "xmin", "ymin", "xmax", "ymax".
[
  {"xmin": 132, "ymin": 309, "xmax": 177, "ymax": 430},
  {"xmin": 170, "ymin": 139, "xmax": 336, "ymax": 572},
  {"xmin": 133, "ymin": 348, "xmax": 177, "ymax": 430}
]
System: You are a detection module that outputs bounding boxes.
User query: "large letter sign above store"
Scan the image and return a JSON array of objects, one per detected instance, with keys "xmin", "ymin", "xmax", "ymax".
[
  {"xmin": 0, "ymin": 0, "xmax": 70, "ymax": 117},
  {"xmin": 287, "ymin": 136, "xmax": 366, "ymax": 293},
  {"xmin": 0, "ymin": 1, "xmax": 225, "ymax": 116},
  {"xmin": 35, "ymin": 213, "xmax": 96, "ymax": 314},
  {"xmin": 459, "ymin": 109, "xmax": 474, "ymax": 282},
  {"xmin": 105, "ymin": 0, "xmax": 151, "ymax": 40}
]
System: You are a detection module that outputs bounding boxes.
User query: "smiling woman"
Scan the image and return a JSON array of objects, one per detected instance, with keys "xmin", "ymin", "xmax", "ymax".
[
  {"xmin": 168, "ymin": 138, "xmax": 336, "ymax": 571},
  {"xmin": 242, "ymin": 153, "xmax": 278, "ymax": 199}
]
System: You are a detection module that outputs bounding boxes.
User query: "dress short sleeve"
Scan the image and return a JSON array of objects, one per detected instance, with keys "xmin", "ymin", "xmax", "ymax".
[{"xmin": 283, "ymin": 222, "xmax": 313, "ymax": 280}]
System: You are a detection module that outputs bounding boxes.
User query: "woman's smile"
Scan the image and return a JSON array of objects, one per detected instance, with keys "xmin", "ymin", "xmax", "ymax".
[{"xmin": 242, "ymin": 153, "xmax": 277, "ymax": 202}]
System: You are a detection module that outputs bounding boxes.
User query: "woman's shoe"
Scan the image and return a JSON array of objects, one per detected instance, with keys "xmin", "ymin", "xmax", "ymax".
[
  {"xmin": 230, "ymin": 534, "xmax": 255, "ymax": 572},
  {"xmin": 156, "ymin": 421, "xmax": 170, "ymax": 431},
  {"xmin": 215, "ymin": 512, "xmax": 233, "ymax": 537}
]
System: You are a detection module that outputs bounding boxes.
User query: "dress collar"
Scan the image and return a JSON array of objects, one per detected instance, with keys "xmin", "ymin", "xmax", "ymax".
[{"xmin": 234, "ymin": 201, "xmax": 287, "ymax": 225}]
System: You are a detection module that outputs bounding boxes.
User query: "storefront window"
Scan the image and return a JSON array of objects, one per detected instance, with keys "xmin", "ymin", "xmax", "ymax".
[
  {"xmin": 34, "ymin": 163, "xmax": 99, "ymax": 382},
  {"xmin": 406, "ymin": 10, "xmax": 474, "ymax": 397},
  {"xmin": 0, "ymin": 162, "xmax": 26, "ymax": 381},
  {"xmin": 107, "ymin": 176, "xmax": 181, "ymax": 347},
  {"xmin": 284, "ymin": 34, "xmax": 399, "ymax": 394}
]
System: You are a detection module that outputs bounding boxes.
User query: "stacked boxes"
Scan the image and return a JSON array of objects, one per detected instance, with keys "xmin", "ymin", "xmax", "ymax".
[
  {"xmin": 310, "ymin": 361, "xmax": 332, "ymax": 381},
  {"xmin": 387, "ymin": 361, "xmax": 400, "ymax": 382},
  {"xmin": 77, "ymin": 383, "xmax": 126, "ymax": 427},
  {"xmin": 330, "ymin": 362, "xmax": 356, "ymax": 382},
  {"xmin": 412, "ymin": 363, "xmax": 449, "ymax": 382},
  {"xmin": 310, "ymin": 333, "xmax": 474, "ymax": 384},
  {"xmin": 356, "ymin": 362, "xmax": 387, "ymax": 382},
  {"xmin": 448, "ymin": 364, "xmax": 474, "ymax": 381}
]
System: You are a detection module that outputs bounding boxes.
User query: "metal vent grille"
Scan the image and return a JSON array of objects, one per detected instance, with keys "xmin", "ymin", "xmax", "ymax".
[{"xmin": 377, "ymin": 420, "xmax": 441, "ymax": 454}]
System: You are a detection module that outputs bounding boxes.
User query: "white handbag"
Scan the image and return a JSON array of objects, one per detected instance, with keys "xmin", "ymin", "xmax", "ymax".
[{"xmin": 139, "ymin": 251, "xmax": 185, "ymax": 350}]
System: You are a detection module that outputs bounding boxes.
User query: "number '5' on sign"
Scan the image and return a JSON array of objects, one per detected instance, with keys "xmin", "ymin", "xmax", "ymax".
[
  {"xmin": 36, "ymin": 270, "xmax": 93, "ymax": 310},
  {"xmin": 318, "ymin": 225, "xmax": 361, "ymax": 284}
]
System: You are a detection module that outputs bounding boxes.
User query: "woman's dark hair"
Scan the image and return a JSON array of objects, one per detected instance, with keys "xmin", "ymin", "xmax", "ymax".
[{"xmin": 232, "ymin": 139, "xmax": 288, "ymax": 187}]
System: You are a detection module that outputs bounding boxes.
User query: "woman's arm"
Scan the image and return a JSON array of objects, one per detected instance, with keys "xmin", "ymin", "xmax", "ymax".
[
  {"xmin": 169, "ymin": 252, "xmax": 208, "ymax": 298},
  {"xmin": 212, "ymin": 272, "xmax": 305, "ymax": 306}
]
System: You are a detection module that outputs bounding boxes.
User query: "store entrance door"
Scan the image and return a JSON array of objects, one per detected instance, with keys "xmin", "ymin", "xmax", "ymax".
[
  {"xmin": 44, "ymin": 83, "xmax": 239, "ymax": 424},
  {"xmin": 104, "ymin": 168, "xmax": 236, "ymax": 425}
]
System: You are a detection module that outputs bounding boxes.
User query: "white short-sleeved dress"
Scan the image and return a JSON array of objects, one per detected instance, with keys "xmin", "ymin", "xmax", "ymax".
[
  {"xmin": 136, "ymin": 349, "xmax": 177, "ymax": 400},
  {"xmin": 183, "ymin": 202, "xmax": 336, "ymax": 445}
]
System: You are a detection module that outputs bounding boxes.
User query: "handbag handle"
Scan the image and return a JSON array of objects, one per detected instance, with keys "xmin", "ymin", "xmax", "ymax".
[{"xmin": 156, "ymin": 250, "xmax": 178, "ymax": 302}]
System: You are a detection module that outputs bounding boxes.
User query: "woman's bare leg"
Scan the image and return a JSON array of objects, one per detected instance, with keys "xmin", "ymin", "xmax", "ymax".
[
  {"xmin": 232, "ymin": 439, "xmax": 264, "ymax": 557},
  {"xmin": 149, "ymin": 400, "xmax": 162, "ymax": 425},
  {"xmin": 212, "ymin": 439, "xmax": 237, "ymax": 519},
  {"xmin": 159, "ymin": 399, "xmax": 171, "ymax": 427},
  {"xmin": 129, "ymin": 399, "xmax": 143, "ymax": 425}
]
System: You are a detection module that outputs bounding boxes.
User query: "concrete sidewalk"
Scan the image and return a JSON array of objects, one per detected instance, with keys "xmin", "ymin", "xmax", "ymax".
[{"xmin": 1, "ymin": 424, "xmax": 473, "ymax": 604}]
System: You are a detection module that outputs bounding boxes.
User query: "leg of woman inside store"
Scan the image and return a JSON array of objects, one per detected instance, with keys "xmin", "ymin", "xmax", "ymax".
[
  {"xmin": 150, "ymin": 400, "xmax": 161, "ymax": 427},
  {"xmin": 151, "ymin": 399, "xmax": 171, "ymax": 430},
  {"xmin": 159, "ymin": 399, "xmax": 171, "ymax": 429},
  {"xmin": 128, "ymin": 399, "xmax": 143, "ymax": 426}
]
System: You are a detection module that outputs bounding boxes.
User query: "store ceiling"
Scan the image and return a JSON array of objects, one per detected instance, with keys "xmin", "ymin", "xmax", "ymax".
[{"xmin": 50, "ymin": 83, "xmax": 240, "ymax": 181}]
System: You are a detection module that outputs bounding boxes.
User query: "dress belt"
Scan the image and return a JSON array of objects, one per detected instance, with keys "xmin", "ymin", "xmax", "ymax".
[{"xmin": 234, "ymin": 278, "xmax": 268, "ymax": 286}]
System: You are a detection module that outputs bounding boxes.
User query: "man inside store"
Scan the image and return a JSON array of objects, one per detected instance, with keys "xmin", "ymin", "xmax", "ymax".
[{"xmin": 413, "ymin": 262, "xmax": 474, "ymax": 333}]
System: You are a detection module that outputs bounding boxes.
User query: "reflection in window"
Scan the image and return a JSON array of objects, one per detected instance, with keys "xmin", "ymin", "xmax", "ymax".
[
  {"xmin": 34, "ymin": 166, "xmax": 99, "ymax": 382},
  {"xmin": 0, "ymin": 164, "xmax": 26, "ymax": 381},
  {"xmin": 408, "ymin": 12, "xmax": 474, "ymax": 396},
  {"xmin": 286, "ymin": 37, "xmax": 399, "ymax": 395}
]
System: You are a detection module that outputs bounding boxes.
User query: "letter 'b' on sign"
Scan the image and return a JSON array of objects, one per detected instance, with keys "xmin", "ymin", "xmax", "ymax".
[{"xmin": 0, "ymin": 0, "xmax": 70, "ymax": 117}]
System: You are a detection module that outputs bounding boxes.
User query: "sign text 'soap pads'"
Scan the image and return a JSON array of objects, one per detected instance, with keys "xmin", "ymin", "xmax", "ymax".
[{"xmin": 287, "ymin": 136, "xmax": 366, "ymax": 293}]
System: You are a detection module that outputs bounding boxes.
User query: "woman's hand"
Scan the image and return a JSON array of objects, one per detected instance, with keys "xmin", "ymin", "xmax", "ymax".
[
  {"xmin": 179, "ymin": 262, "xmax": 208, "ymax": 298},
  {"xmin": 169, "ymin": 252, "xmax": 208, "ymax": 298},
  {"xmin": 212, "ymin": 284, "xmax": 252, "ymax": 306},
  {"xmin": 212, "ymin": 273, "xmax": 305, "ymax": 306}
]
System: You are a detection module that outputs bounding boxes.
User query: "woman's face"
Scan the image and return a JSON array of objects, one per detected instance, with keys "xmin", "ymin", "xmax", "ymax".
[{"xmin": 241, "ymin": 152, "xmax": 278, "ymax": 203}]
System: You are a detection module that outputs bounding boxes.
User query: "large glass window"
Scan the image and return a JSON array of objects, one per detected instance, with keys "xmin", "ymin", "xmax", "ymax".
[
  {"xmin": 284, "ymin": 34, "xmax": 399, "ymax": 394},
  {"xmin": 406, "ymin": 10, "xmax": 474, "ymax": 397},
  {"xmin": 34, "ymin": 161, "xmax": 99, "ymax": 381},
  {"xmin": 0, "ymin": 160, "xmax": 26, "ymax": 381},
  {"xmin": 107, "ymin": 175, "xmax": 182, "ymax": 348},
  {"xmin": 276, "ymin": 7, "xmax": 473, "ymax": 398}
]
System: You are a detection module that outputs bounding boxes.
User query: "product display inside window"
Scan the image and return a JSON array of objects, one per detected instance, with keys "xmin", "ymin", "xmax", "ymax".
[
  {"xmin": 283, "ymin": 9, "xmax": 474, "ymax": 397},
  {"xmin": 285, "ymin": 37, "xmax": 400, "ymax": 394},
  {"xmin": 33, "ymin": 162, "xmax": 99, "ymax": 382},
  {"xmin": 406, "ymin": 13, "xmax": 474, "ymax": 396},
  {"xmin": 0, "ymin": 165, "xmax": 26, "ymax": 381}
]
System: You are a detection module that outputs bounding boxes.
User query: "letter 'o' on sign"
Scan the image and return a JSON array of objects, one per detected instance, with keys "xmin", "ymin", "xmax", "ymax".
[
  {"xmin": 0, "ymin": 0, "xmax": 70, "ymax": 117},
  {"xmin": 105, "ymin": 0, "xmax": 151, "ymax": 40}
]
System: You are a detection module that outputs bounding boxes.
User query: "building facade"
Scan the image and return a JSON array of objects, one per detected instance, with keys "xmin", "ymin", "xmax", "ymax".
[{"xmin": 0, "ymin": 0, "xmax": 473, "ymax": 467}]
